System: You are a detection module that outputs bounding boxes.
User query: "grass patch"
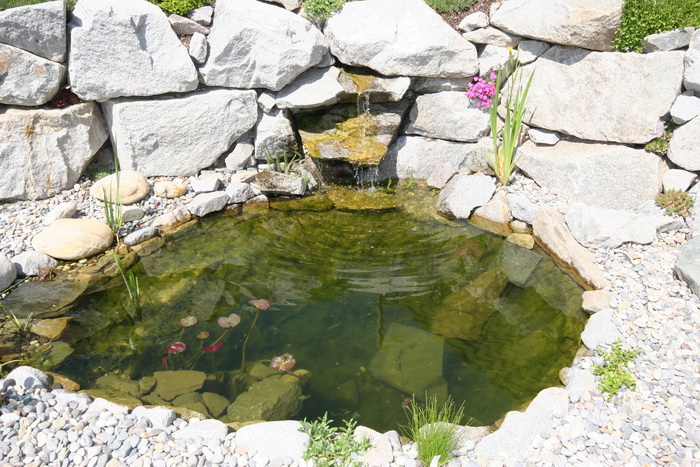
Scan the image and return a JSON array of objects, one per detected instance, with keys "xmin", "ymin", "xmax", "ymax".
[
  {"xmin": 592, "ymin": 339, "xmax": 641, "ymax": 399},
  {"xmin": 299, "ymin": 413, "xmax": 372, "ymax": 467},
  {"xmin": 1, "ymin": 0, "xmax": 75, "ymax": 10},
  {"xmin": 401, "ymin": 395, "xmax": 466, "ymax": 467},
  {"xmin": 613, "ymin": 0, "xmax": 700, "ymax": 52},
  {"xmin": 424, "ymin": 0, "xmax": 476, "ymax": 13}
]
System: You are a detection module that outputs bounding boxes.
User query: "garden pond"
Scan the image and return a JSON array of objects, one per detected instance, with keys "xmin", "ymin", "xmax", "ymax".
[{"xmin": 22, "ymin": 185, "xmax": 586, "ymax": 432}]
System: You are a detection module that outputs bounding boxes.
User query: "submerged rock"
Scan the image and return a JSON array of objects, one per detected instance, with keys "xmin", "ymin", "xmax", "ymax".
[
  {"xmin": 226, "ymin": 375, "xmax": 304, "ymax": 422},
  {"xmin": 153, "ymin": 371, "xmax": 206, "ymax": 402},
  {"xmin": 0, "ymin": 280, "xmax": 88, "ymax": 319},
  {"xmin": 327, "ymin": 186, "xmax": 401, "ymax": 212},
  {"xmin": 431, "ymin": 267, "xmax": 508, "ymax": 340}
]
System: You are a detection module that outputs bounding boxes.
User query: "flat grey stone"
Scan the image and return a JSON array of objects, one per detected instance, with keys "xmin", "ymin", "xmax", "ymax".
[
  {"xmin": 186, "ymin": 191, "xmax": 229, "ymax": 217},
  {"xmin": 404, "ymin": 91, "xmax": 490, "ymax": 143},
  {"xmin": 11, "ymin": 250, "xmax": 57, "ymax": 277},
  {"xmin": 582, "ymin": 290, "xmax": 614, "ymax": 314},
  {"xmin": 43, "ymin": 201, "xmax": 77, "ymax": 225},
  {"xmin": 123, "ymin": 227, "xmax": 160, "ymax": 247},
  {"xmin": 235, "ymin": 421, "xmax": 308, "ymax": 462},
  {"xmin": 0, "ymin": 0, "xmax": 66, "ymax": 61},
  {"xmin": 507, "ymin": 193, "xmax": 539, "ymax": 224},
  {"xmin": 580, "ymin": 309, "xmax": 621, "ymax": 350},
  {"xmin": 0, "ymin": 44, "xmax": 65, "ymax": 106},
  {"xmin": 670, "ymin": 94, "xmax": 700, "ymax": 125},
  {"xmin": 564, "ymin": 202, "xmax": 657, "ymax": 249},
  {"xmin": 644, "ymin": 27, "xmax": 695, "ymax": 52},
  {"xmin": 436, "ymin": 174, "xmax": 496, "ymax": 219},
  {"xmin": 675, "ymin": 236, "xmax": 700, "ymax": 296},
  {"xmin": 663, "ymin": 169, "xmax": 696, "ymax": 192},
  {"xmin": 0, "ymin": 280, "xmax": 88, "ymax": 318}
]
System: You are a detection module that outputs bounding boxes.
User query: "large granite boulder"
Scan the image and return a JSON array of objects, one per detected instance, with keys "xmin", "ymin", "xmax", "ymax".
[
  {"xmin": 491, "ymin": 0, "xmax": 623, "ymax": 52},
  {"xmin": 520, "ymin": 47, "xmax": 684, "ymax": 144},
  {"xmin": 436, "ymin": 174, "xmax": 496, "ymax": 219},
  {"xmin": 667, "ymin": 116, "xmax": 700, "ymax": 171},
  {"xmin": 0, "ymin": 103, "xmax": 108, "ymax": 201},
  {"xmin": 235, "ymin": 421, "xmax": 308, "ymax": 462},
  {"xmin": 675, "ymin": 236, "xmax": 700, "ymax": 296},
  {"xmin": 0, "ymin": 44, "xmax": 65, "ymax": 106},
  {"xmin": 102, "ymin": 89, "xmax": 257, "ymax": 176},
  {"xmin": 275, "ymin": 66, "xmax": 345, "ymax": 110},
  {"xmin": 564, "ymin": 203, "xmax": 659, "ymax": 249},
  {"xmin": 199, "ymin": 0, "xmax": 328, "ymax": 91},
  {"xmin": 0, "ymin": 0, "xmax": 66, "ymax": 61},
  {"xmin": 532, "ymin": 207, "xmax": 609, "ymax": 290},
  {"xmin": 377, "ymin": 136, "xmax": 489, "ymax": 180},
  {"xmin": 685, "ymin": 30, "xmax": 700, "ymax": 93},
  {"xmin": 403, "ymin": 91, "xmax": 490, "ymax": 142},
  {"xmin": 517, "ymin": 140, "xmax": 665, "ymax": 210},
  {"xmin": 32, "ymin": 218, "xmax": 113, "ymax": 261},
  {"xmin": 324, "ymin": 0, "xmax": 478, "ymax": 78},
  {"xmin": 68, "ymin": 0, "xmax": 198, "ymax": 101}
]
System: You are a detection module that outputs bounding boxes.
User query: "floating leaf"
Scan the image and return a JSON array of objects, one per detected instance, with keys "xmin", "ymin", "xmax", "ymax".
[
  {"xmin": 204, "ymin": 342, "xmax": 223, "ymax": 353},
  {"xmin": 248, "ymin": 299, "xmax": 271, "ymax": 311},
  {"xmin": 179, "ymin": 316, "xmax": 198, "ymax": 327},
  {"xmin": 217, "ymin": 313, "xmax": 242, "ymax": 329},
  {"xmin": 196, "ymin": 331, "xmax": 210, "ymax": 339},
  {"xmin": 166, "ymin": 342, "xmax": 186, "ymax": 354},
  {"xmin": 271, "ymin": 353, "xmax": 296, "ymax": 372}
]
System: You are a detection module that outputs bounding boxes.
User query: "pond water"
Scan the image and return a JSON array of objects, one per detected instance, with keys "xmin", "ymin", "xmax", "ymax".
[{"xmin": 49, "ymin": 187, "xmax": 586, "ymax": 432}]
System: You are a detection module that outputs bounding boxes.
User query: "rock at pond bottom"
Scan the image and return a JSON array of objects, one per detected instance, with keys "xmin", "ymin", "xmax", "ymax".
[
  {"xmin": 430, "ymin": 267, "xmax": 508, "ymax": 340},
  {"xmin": 226, "ymin": 375, "xmax": 304, "ymax": 423},
  {"xmin": 153, "ymin": 371, "xmax": 206, "ymax": 402},
  {"xmin": 32, "ymin": 218, "xmax": 113, "ymax": 261},
  {"xmin": 327, "ymin": 186, "xmax": 401, "ymax": 212},
  {"xmin": 369, "ymin": 323, "xmax": 448, "ymax": 404},
  {"xmin": 28, "ymin": 317, "xmax": 71, "ymax": 340}
]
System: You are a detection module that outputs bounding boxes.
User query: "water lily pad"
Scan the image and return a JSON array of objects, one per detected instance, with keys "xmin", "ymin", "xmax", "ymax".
[
  {"xmin": 196, "ymin": 331, "xmax": 210, "ymax": 339},
  {"xmin": 248, "ymin": 299, "xmax": 271, "ymax": 311},
  {"xmin": 271, "ymin": 354, "xmax": 297, "ymax": 372},
  {"xmin": 179, "ymin": 316, "xmax": 198, "ymax": 327},
  {"xmin": 217, "ymin": 313, "xmax": 241, "ymax": 328}
]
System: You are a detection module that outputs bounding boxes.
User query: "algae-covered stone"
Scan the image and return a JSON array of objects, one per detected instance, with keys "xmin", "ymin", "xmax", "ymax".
[
  {"xmin": 430, "ymin": 267, "xmax": 508, "ymax": 340},
  {"xmin": 297, "ymin": 101, "xmax": 410, "ymax": 167},
  {"xmin": 28, "ymin": 317, "xmax": 71, "ymax": 340},
  {"xmin": 226, "ymin": 375, "xmax": 304, "ymax": 422},
  {"xmin": 95, "ymin": 374, "xmax": 140, "ymax": 397},
  {"xmin": 80, "ymin": 389, "xmax": 142, "ymax": 410},
  {"xmin": 0, "ymin": 281, "xmax": 88, "ymax": 318},
  {"xmin": 327, "ymin": 186, "xmax": 401, "ymax": 212},
  {"xmin": 154, "ymin": 370, "xmax": 206, "ymax": 401},
  {"xmin": 369, "ymin": 323, "xmax": 448, "ymax": 404},
  {"xmin": 202, "ymin": 392, "xmax": 230, "ymax": 418},
  {"xmin": 139, "ymin": 376, "xmax": 157, "ymax": 395},
  {"xmin": 172, "ymin": 392, "xmax": 210, "ymax": 418}
]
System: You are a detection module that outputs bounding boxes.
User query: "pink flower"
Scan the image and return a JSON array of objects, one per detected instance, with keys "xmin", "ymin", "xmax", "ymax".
[
  {"xmin": 166, "ymin": 342, "xmax": 186, "ymax": 354},
  {"xmin": 271, "ymin": 354, "xmax": 296, "ymax": 372}
]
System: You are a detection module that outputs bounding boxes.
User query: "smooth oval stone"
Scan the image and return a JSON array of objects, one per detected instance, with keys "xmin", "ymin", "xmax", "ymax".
[
  {"xmin": 32, "ymin": 218, "xmax": 113, "ymax": 260},
  {"xmin": 90, "ymin": 170, "xmax": 150, "ymax": 204}
]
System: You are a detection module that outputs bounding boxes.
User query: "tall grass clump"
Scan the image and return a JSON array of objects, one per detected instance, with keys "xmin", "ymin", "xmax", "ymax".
[
  {"xmin": 612, "ymin": 0, "xmax": 700, "ymax": 52},
  {"xmin": 146, "ymin": 0, "xmax": 210, "ymax": 16},
  {"xmin": 103, "ymin": 154, "xmax": 123, "ymax": 243},
  {"xmin": 488, "ymin": 47, "xmax": 534, "ymax": 186},
  {"xmin": 424, "ymin": 0, "xmax": 476, "ymax": 13},
  {"xmin": 401, "ymin": 395, "xmax": 466, "ymax": 467}
]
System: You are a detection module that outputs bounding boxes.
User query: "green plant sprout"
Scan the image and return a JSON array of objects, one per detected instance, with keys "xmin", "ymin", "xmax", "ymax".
[
  {"xmin": 592, "ymin": 339, "xmax": 641, "ymax": 399},
  {"xmin": 103, "ymin": 153, "xmax": 123, "ymax": 244},
  {"xmin": 299, "ymin": 412, "xmax": 372, "ymax": 467},
  {"xmin": 401, "ymin": 394, "xmax": 466, "ymax": 467},
  {"xmin": 488, "ymin": 47, "xmax": 534, "ymax": 186},
  {"xmin": 302, "ymin": 0, "xmax": 346, "ymax": 20},
  {"xmin": 656, "ymin": 189, "xmax": 694, "ymax": 217},
  {"xmin": 146, "ymin": 0, "xmax": 210, "ymax": 16},
  {"xmin": 263, "ymin": 145, "xmax": 304, "ymax": 174},
  {"xmin": 113, "ymin": 252, "xmax": 142, "ymax": 322}
]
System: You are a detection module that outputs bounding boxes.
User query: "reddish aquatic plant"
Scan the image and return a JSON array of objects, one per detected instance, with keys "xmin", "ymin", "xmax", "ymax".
[
  {"xmin": 204, "ymin": 342, "xmax": 223, "ymax": 353},
  {"xmin": 270, "ymin": 354, "xmax": 296, "ymax": 372},
  {"xmin": 162, "ymin": 341, "xmax": 186, "ymax": 369}
]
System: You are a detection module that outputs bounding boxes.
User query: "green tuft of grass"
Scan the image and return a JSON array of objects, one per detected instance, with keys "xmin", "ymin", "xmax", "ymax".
[
  {"xmin": 1, "ymin": 0, "xmax": 75, "ymax": 11},
  {"xmin": 612, "ymin": 0, "xmax": 700, "ymax": 52},
  {"xmin": 401, "ymin": 395, "xmax": 466, "ymax": 467},
  {"xmin": 424, "ymin": 0, "xmax": 476, "ymax": 14}
]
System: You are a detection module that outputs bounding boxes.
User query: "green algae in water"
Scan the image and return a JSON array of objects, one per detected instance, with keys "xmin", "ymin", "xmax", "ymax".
[{"xmin": 51, "ymin": 191, "xmax": 586, "ymax": 432}]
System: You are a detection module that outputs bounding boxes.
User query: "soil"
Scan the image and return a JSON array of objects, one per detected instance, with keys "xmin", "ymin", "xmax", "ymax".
[{"xmin": 439, "ymin": 0, "xmax": 501, "ymax": 30}]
